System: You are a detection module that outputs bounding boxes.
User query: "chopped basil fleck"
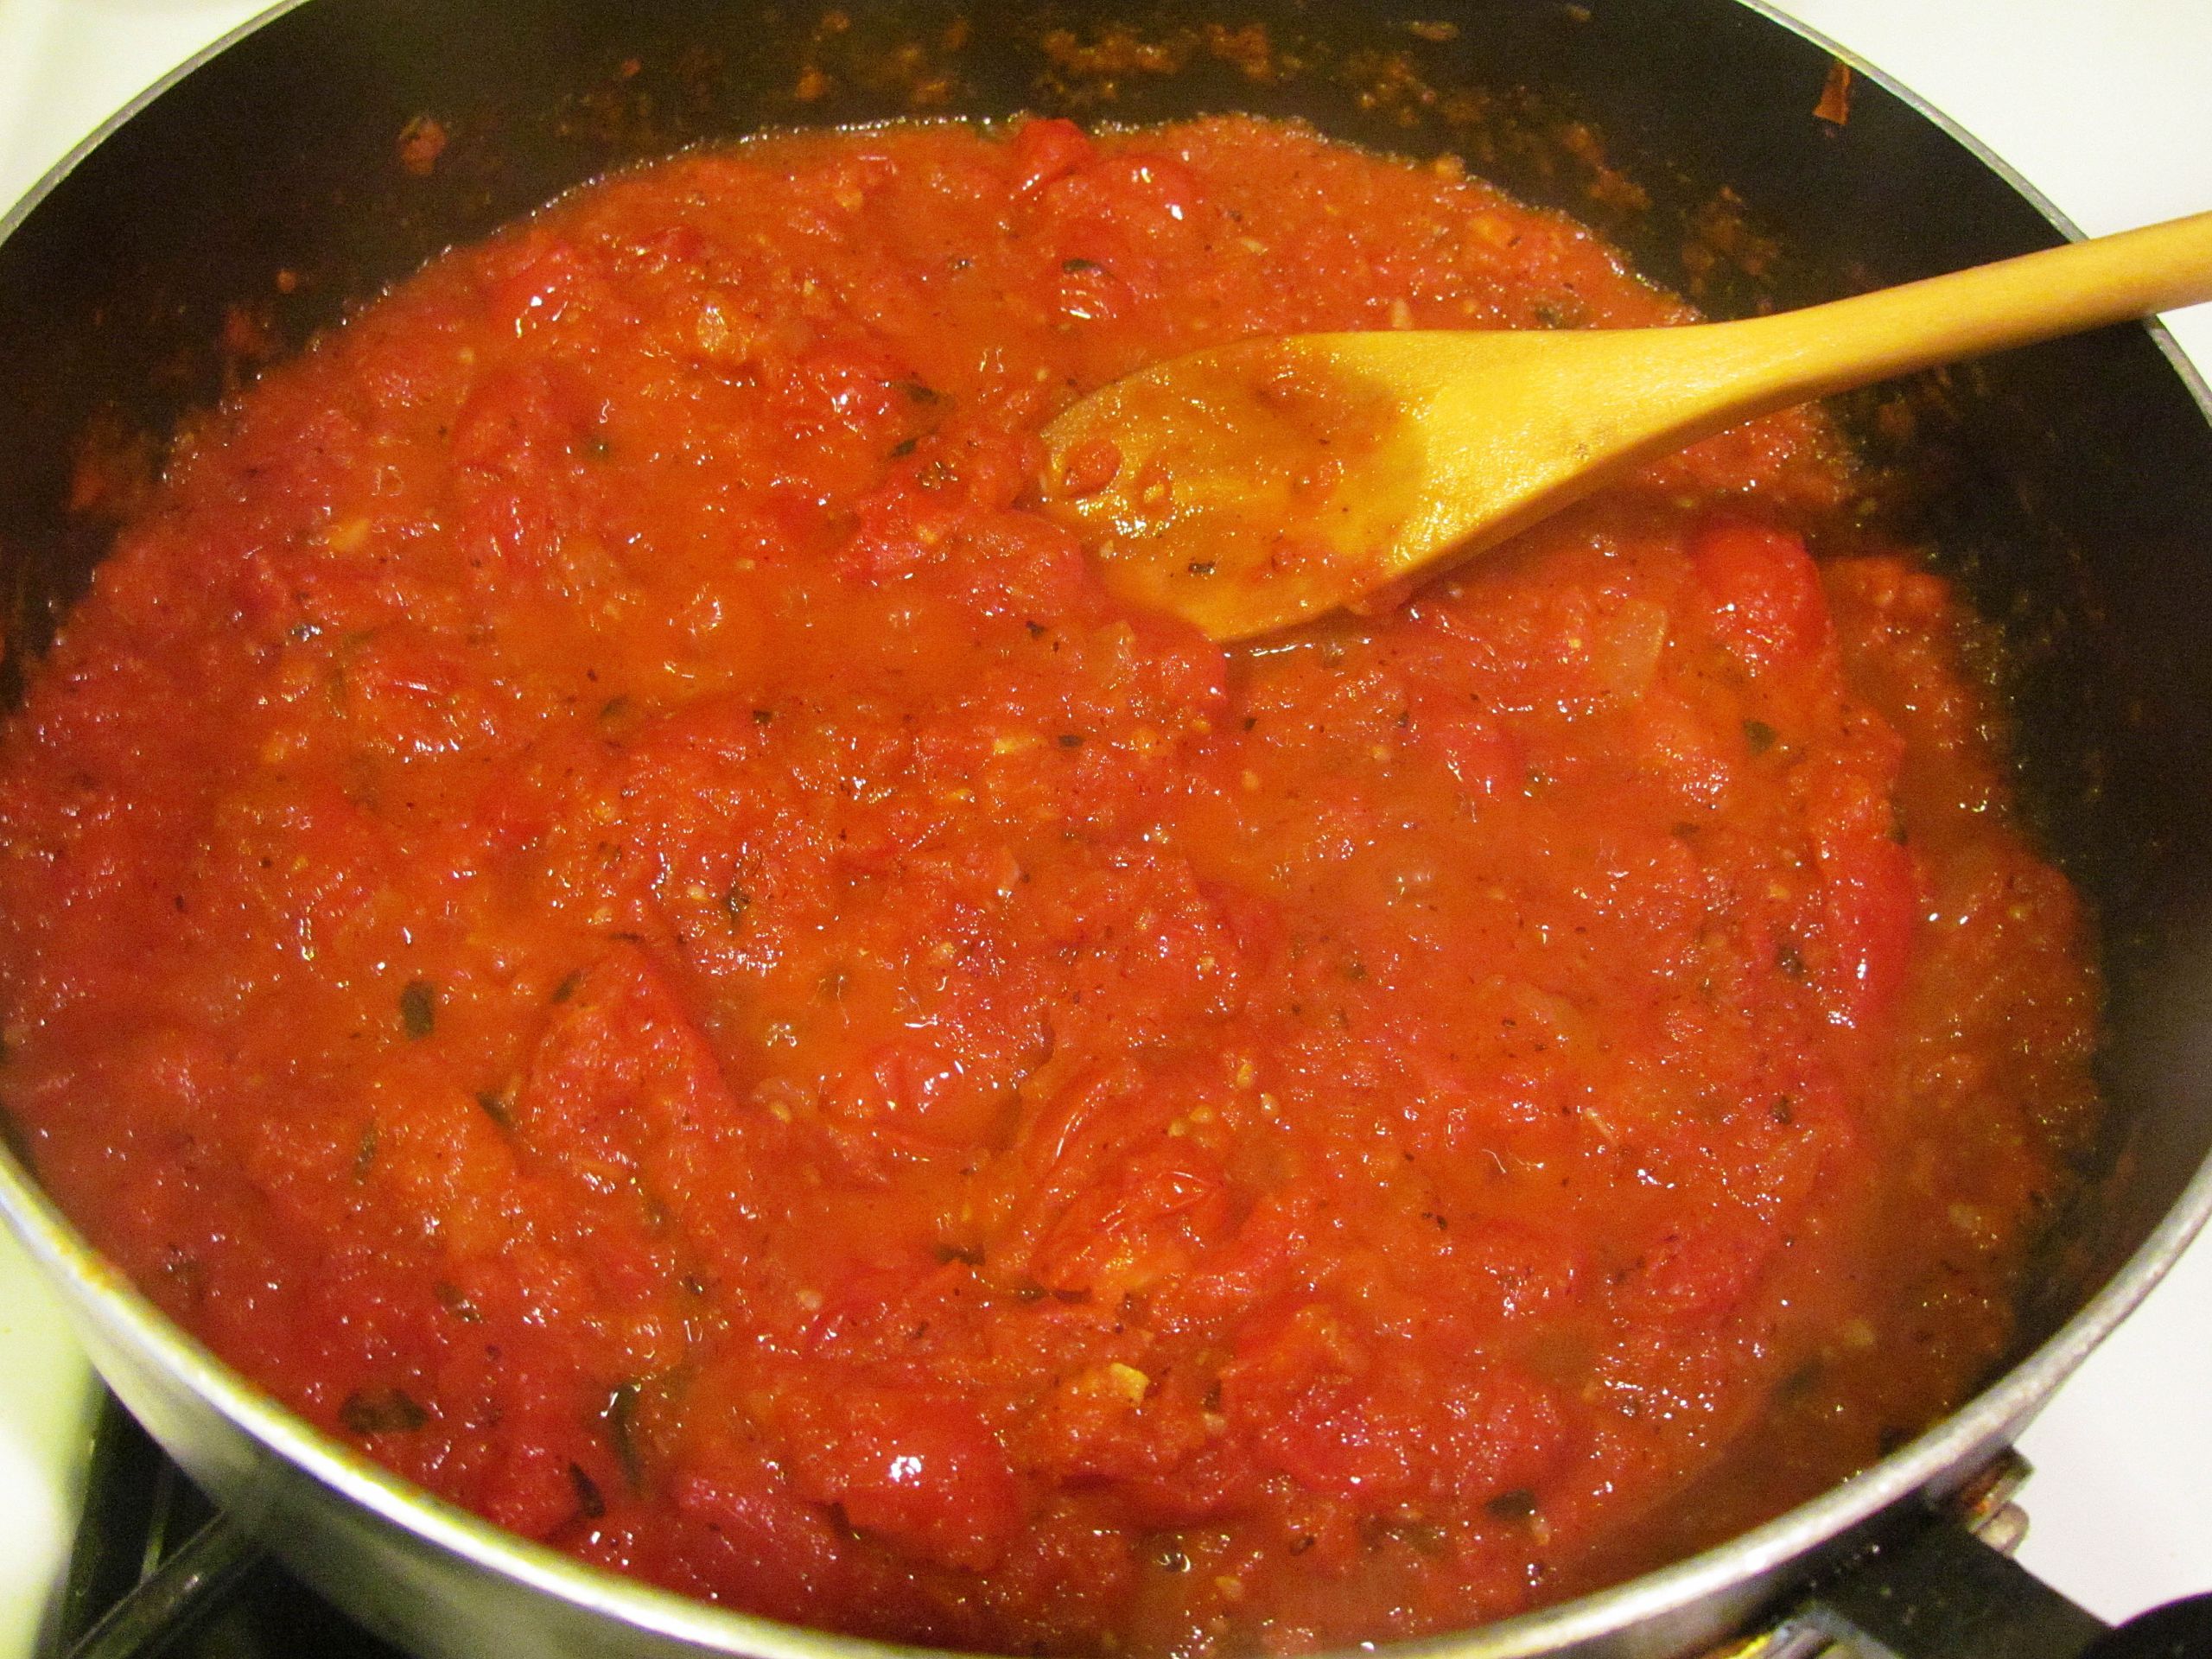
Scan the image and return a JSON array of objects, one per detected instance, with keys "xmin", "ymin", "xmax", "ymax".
[
  {"xmin": 604, "ymin": 1381, "xmax": 645, "ymax": 1491},
  {"xmin": 1484, "ymin": 1487, "xmax": 1538, "ymax": 1522},
  {"xmin": 340, "ymin": 1388, "xmax": 429, "ymax": 1434},
  {"xmin": 398, "ymin": 980, "xmax": 435, "ymax": 1039},
  {"xmin": 569, "ymin": 1461, "xmax": 607, "ymax": 1519},
  {"xmin": 434, "ymin": 1281, "xmax": 484, "ymax": 1323}
]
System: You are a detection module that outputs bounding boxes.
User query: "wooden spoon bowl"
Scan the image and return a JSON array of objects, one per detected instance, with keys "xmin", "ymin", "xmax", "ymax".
[{"xmin": 1043, "ymin": 209, "xmax": 2212, "ymax": 640}]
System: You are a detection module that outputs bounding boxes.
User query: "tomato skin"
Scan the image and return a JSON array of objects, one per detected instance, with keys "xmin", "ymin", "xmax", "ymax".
[
  {"xmin": 1407, "ymin": 682, "xmax": 1522, "ymax": 798},
  {"xmin": 518, "ymin": 944, "xmax": 740, "ymax": 1191},
  {"xmin": 1008, "ymin": 117, "xmax": 1096, "ymax": 195},
  {"xmin": 450, "ymin": 364, "xmax": 588, "ymax": 477},
  {"xmin": 669, "ymin": 1444, "xmax": 853, "ymax": 1625},
  {"xmin": 771, "ymin": 1386, "xmax": 1024, "ymax": 1573},
  {"xmin": 1221, "ymin": 1300, "xmax": 1407, "ymax": 1499},
  {"xmin": 1692, "ymin": 521, "xmax": 1834, "ymax": 672},
  {"xmin": 1032, "ymin": 1141, "xmax": 1235, "ymax": 1294},
  {"xmin": 481, "ymin": 1436, "xmax": 592, "ymax": 1541},
  {"xmin": 1221, "ymin": 1301, "xmax": 1570, "ymax": 1509}
]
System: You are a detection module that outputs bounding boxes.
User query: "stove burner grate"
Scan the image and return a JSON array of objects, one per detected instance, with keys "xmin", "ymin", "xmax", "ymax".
[{"xmin": 45, "ymin": 1396, "xmax": 404, "ymax": 1659}]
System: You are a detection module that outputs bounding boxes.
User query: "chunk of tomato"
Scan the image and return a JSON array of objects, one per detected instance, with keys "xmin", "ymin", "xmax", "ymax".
[
  {"xmin": 1691, "ymin": 521, "xmax": 1832, "ymax": 673},
  {"xmin": 778, "ymin": 1387, "xmax": 1023, "ymax": 1573},
  {"xmin": 1007, "ymin": 117, "xmax": 1096, "ymax": 196},
  {"xmin": 1817, "ymin": 833, "xmax": 1919, "ymax": 1030}
]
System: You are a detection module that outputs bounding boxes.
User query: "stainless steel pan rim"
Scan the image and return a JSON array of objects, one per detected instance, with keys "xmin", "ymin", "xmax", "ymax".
[{"xmin": 4, "ymin": 0, "xmax": 2212, "ymax": 1653}]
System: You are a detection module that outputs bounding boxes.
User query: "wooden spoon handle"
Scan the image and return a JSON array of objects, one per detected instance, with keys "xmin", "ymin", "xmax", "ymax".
[{"xmin": 1722, "ymin": 207, "xmax": 2212, "ymax": 405}]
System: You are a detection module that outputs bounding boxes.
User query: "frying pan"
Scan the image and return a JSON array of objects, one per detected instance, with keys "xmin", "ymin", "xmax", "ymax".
[{"xmin": 3, "ymin": 2, "xmax": 2211, "ymax": 1656}]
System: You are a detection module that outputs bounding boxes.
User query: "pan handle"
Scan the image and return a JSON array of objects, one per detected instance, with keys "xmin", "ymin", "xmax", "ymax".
[{"xmin": 1777, "ymin": 1456, "xmax": 2212, "ymax": 1659}]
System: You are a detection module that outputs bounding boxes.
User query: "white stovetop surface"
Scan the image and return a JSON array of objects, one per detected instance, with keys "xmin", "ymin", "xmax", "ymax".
[{"xmin": 2, "ymin": 2, "xmax": 2209, "ymax": 1653}]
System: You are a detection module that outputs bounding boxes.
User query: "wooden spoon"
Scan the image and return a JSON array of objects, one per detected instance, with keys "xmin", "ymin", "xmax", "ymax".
[{"xmin": 1040, "ymin": 209, "xmax": 2212, "ymax": 641}]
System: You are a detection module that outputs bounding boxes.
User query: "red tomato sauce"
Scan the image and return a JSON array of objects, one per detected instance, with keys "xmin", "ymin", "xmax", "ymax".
[{"xmin": 0, "ymin": 118, "xmax": 2098, "ymax": 1654}]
